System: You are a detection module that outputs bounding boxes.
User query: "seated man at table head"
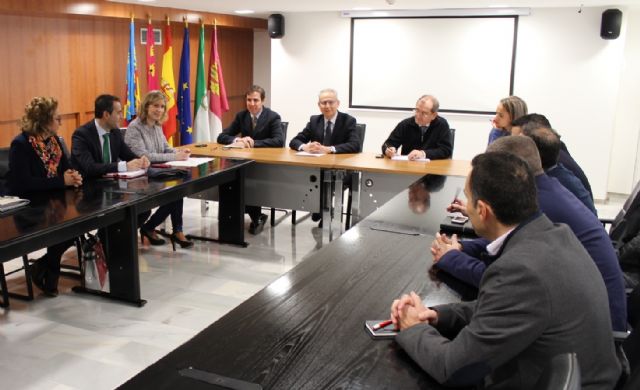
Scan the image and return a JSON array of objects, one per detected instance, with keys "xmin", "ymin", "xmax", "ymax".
[
  {"xmin": 511, "ymin": 113, "xmax": 593, "ymax": 199},
  {"xmin": 289, "ymin": 88, "xmax": 360, "ymax": 154},
  {"xmin": 382, "ymin": 95, "xmax": 452, "ymax": 160},
  {"xmin": 7, "ymin": 96, "xmax": 83, "ymax": 297},
  {"xmin": 71, "ymin": 94, "xmax": 150, "ymax": 179},
  {"xmin": 217, "ymin": 85, "xmax": 283, "ymax": 148},
  {"xmin": 391, "ymin": 151, "xmax": 620, "ymax": 389},
  {"xmin": 524, "ymin": 125, "xmax": 597, "ymax": 215}
]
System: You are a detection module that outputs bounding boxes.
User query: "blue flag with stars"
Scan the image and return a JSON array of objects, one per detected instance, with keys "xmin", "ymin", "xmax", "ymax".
[{"xmin": 178, "ymin": 23, "xmax": 192, "ymax": 145}]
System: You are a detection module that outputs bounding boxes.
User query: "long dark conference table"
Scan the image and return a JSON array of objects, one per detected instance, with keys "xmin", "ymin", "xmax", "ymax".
[
  {"xmin": 121, "ymin": 174, "xmax": 467, "ymax": 389},
  {"xmin": 0, "ymin": 158, "xmax": 251, "ymax": 306}
]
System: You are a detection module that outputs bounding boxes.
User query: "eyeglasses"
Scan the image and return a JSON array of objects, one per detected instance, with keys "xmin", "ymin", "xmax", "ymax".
[
  {"xmin": 54, "ymin": 116, "xmax": 62, "ymax": 124},
  {"xmin": 414, "ymin": 109, "xmax": 433, "ymax": 117},
  {"xmin": 319, "ymin": 100, "xmax": 337, "ymax": 106}
]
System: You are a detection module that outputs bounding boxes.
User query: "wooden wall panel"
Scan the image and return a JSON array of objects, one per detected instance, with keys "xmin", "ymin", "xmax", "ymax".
[{"xmin": 0, "ymin": 10, "xmax": 256, "ymax": 147}]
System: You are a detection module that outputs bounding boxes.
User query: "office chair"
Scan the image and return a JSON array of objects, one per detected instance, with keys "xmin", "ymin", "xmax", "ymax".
[
  {"xmin": 344, "ymin": 123, "xmax": 366, "ymax": 229},
  {"xmin": 450, "ymin": 128, "xmax": 456, "ymax": 152},
  {"xmin": 0, "ymin": 147, "xmax": 35, "ymax": 307},
  {"xmin": 615, "ymin": 284, "xmax": 640, "ymax": 389},
  {"xmin": 533, "ymin": 353, "xmax": 581, "ymax": 390},
  {"xmin": 268, "ymin": 122, "xmax": 294, "ymax": 227}
]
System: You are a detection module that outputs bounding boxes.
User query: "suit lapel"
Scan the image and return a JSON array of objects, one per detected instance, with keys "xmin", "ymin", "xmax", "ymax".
[{"xmin": 88, "ymin": 122, "xmax": 104, "ymax": 161}]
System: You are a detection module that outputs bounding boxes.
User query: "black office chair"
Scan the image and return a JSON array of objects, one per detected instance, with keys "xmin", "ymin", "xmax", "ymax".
[
  {"xmin": 450, "ymin": 128, "xmax": 456, "ymax": 152},
  {"xmin": 344, "ymin": 123, "xmax": 367, "ymax": 229},
  {"xmin": 615, "ymin": 284, "xmax": 640, "ymax": 389},
  {"xmin": 0, "ymin": 147, "xmax": 35, "ymax": 307},
  {"xmin": 268, "ymin": 122, "xmax": 294, "ymax": 227},
  {"xmin": 534, "ymin": 353, "xmax": 581, "ymax": 390}
]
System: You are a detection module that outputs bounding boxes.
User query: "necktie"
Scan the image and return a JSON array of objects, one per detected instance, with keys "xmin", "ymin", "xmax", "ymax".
[
  {"xmin": 102, "ymin": 133, "xmax": 111, "ymax": 163},
  {"xmin": 251, "ymin": 115, "xmax": 257, "ymax": 130},
  {"xmin": 323, "ymin": 121, "xmax": 332, "ymax": 146}
]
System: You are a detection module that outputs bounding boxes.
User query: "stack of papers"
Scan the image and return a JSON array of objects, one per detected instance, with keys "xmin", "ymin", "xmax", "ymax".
[
  {"xmin": 296, "ymin": 151, "xmax": 326, "ymax": 157},
  {"xmin": 391, "ymin": 155, "xmax": 430, "ymax": 162},
  {"xmin": 166, "ymin": 157, "xmax": 214, "ymax": 167},
  {"xmin": 0, "ymin": 196, "xmax": 30, "ymax": 213}
]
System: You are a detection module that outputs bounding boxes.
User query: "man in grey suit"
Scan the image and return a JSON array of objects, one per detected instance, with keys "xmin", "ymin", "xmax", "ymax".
[{"xmin": 390, "ymin": 152, "xmax": 620, "ymax": 389}]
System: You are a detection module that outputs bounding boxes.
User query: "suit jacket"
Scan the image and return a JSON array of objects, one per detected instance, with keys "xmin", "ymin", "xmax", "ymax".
[
  {"xmin": 7, "ymin": 132, "xmax": 70, "ymax": 195},
  {"xmin": 436, "ymin": 174, "xmax": 627, "ymax": 331},
  {"xmin": 381, "ymin": 115, "xmax": 452, "ymax": 159},
  {"xmin": 289, "ymin": 111, "xmax": 359, "ymax": 153},
  {"xmin": 217, "ymin": 107, "xmax": 284, "ymax": 147},
  {"xmin": 397, "ymin": 214, "xmax": 620, "ymax": 389},
  {"xmin": 71, "ymin": 120, "xmax": 138, "ymax": 178}
]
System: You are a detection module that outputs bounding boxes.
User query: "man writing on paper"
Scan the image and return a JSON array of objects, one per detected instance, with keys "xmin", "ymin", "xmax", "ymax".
[
  {"xmin": 289, "ymin": 88, "xmax": 360, "ymax": 154},
  {"xmin": 390, "ymin": 152, "xmax": 620, "ymax": 389},
  {"xmin": 217, "ymin": 85, "xmax": 284, "ymax": 234},
  {"xmin": 71, "ymin": 94, "xmax": 150, "ymax": 179},
  {"xmin": 382, "ymin": 95, "xmax": 452, "ymax": 160}
]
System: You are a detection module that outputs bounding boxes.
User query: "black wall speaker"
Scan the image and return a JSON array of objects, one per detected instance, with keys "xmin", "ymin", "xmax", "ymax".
[
  {"xmin": 601, "ymin": 9, "xmax": 622, "ymax": 40},
  {"xmin": 268, "ymin": 14, "xmax": 285, "ymax": 39}
]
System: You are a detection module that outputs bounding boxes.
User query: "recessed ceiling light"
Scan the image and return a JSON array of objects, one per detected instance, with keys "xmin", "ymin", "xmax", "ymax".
[{"xmin": 234, "ymin": 10, "xmax": 255, "ymax": 14}]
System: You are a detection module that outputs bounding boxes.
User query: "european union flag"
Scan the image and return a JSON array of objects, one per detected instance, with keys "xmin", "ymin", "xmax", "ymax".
[{"xmin": 178, "ymin": 24, "xmax": 192, "ymax": 145}]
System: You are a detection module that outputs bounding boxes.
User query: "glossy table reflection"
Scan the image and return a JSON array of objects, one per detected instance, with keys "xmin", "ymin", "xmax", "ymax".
[
  {"xmin": 0, "ymin": 158, "xmax": 251, "ymax": 306},
  {"xmin": 121, "ymin": 175, "xmax": 470, "ymax": 389}
]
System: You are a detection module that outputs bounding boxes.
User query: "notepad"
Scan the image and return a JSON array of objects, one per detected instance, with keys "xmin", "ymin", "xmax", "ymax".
[
  {"xmin": 103, "ymin": 169, "xmax": 146, "ymax": 179},
  {"xmin": 296, "ymin": 151, "xmax": 326, "ymax": 157},
  {"xmin": 221, "ymin": 144, "xmax": 244, "ymax": 149},
  {"xmin": 391, "ymin": 155, "xmax": 430, "ymax": 162},
  {"xmin": 0, "ymin": 196, "xmax": 30, "ymax": 213}
]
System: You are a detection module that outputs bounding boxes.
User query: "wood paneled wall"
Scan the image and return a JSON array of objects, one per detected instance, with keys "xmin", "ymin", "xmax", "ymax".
[{"xmin": 0, "ymin": 1, "xmax": 260, "ymax": 147}]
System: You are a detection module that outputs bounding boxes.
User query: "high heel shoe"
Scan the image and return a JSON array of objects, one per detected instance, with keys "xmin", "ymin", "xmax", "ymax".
[
  {"xmin": 170, "ymin": 232, "xmax": 194, "ymax": 251},
  {"xmin": 140, "ymin": 227, "xmax": 166, "ymax": 246}
]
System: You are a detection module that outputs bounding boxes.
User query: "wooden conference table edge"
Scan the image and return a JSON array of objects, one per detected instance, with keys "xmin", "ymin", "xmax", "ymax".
[{"xmin": 184, "ymin": 143, "xmax": 471, "ymax": 177}]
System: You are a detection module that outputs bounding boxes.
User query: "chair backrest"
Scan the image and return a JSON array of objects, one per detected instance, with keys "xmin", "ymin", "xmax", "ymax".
[
  {"xmin": 281, "ymin": 121, "xmax": 289, "ymax": 146},
  {"xmin": 534, "ymin": 353, "xmax": 581, "ymax": 390},
  {"xmin": 450, "ymin": 128, "xmax": 456, "ymax": 151},
  {"xmin": 0, "ymin": 147, "xmax": 9, "ymax": 180},
  {"xmin": 355, "ymin": 123, "xmax": 366, "ymax": 152},
  {"xmin": 57, "ymin": 136, "xmax": 71, "ymax": 160}
]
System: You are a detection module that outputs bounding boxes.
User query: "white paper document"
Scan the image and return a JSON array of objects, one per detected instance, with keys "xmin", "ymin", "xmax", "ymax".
[
  {"xmin": 296, "ymin": 151, "xmax": 326, "ymax": 157},
  {"xmin": 391, "ymin": 155, "xmax": 430, "ymax": 162},
  {"xmin": 221, "ymin": 144, "xmax": 244, "ymax": 149},
  {"xmin": 0, "ymin": 196, "xmax": 30, "ymax": 213},
  {"xmin": 166, "ymin": 157, "xmax": 214, "ymax": 167}
]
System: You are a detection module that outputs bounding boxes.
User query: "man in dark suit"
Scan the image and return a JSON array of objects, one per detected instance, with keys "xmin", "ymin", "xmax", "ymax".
[
  {"xmin": 71, "ymin": 94, "xmax": 150, "ymax": 178},
  {"xmin": 382, "ymin": 94, "xmax": 452, "ymax": 160},
  {"xmin": 217, "ymin": 85, "xmax": 284, "ymax": 234},
  {"xmin": 289, "ymin": 88, "xmax": 360, "ymax": 224},
  {"xmin": 289, "ymin": 88, "xmax": 360, "ymax": 154},
  {"xmin": 391, "ymin": 152, "xmax": 620, "ymax": 389},
  {"xmin": 71, "ymin": 94, "xmax": 154, "ymax": 241}
]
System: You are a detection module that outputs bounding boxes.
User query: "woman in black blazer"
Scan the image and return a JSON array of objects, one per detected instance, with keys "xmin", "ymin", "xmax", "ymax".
[{"xmin": 7, "ymin": 96, "xmax": 83, "ymax": 296}]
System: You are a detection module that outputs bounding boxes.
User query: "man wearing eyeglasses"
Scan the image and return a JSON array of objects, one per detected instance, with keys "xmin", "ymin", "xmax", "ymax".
[
  {"xmin": 382, "ymin": 95, "xmax": 453, "ymax": 160},
  {"xmin": 289, "ymin": 88, "xmax": 360, "ymax": 154}
]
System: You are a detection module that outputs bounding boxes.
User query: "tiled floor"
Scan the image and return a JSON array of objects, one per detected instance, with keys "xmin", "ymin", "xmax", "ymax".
[
  {"xmin": 0, "ymin": 199, "xmax": 324, "ymax": 390},
  {"xmin": 0, "ymin": 194, "xmax": 627, "ymax": 389}
]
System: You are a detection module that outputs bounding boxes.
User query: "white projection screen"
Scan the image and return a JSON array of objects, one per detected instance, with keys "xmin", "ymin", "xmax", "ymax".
[{"xmin": 349, "ymin": 16, "xmax": 518, "ymax": 114}]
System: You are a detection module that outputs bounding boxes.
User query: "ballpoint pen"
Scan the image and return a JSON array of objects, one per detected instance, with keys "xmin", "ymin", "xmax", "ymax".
[{"xmin": 372, "ymin": 319, "xmax": 393, "ymax": 330}]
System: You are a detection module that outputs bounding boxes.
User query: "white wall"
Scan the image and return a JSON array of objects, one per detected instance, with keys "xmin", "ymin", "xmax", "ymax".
[
  {"xmin": 253, "ymin": 30, "xmax": 271, "ymax": 105},
  {"xmin": 269, "ymin": 7, "xmax": 638, "ymax": 199}
]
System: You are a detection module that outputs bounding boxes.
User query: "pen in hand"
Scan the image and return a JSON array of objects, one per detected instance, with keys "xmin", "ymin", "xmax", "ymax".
[
  {"xmin": 372, "ymin": 319, "xmax": 393, "ymax": 330},
  {"xmin": 452, "ymin": 187, "xmax": 461, "ymax": 204}
]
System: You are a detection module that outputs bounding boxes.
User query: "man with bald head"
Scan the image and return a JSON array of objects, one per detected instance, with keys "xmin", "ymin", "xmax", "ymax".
[
  {"xmin": 382, "ymin": 95, "xmax": 453, "ymax": 160},
  {"xmin": 525, "ymin": 126, "xmax": 596, "ymax": 214},
  {"xmin": 433, "ymin": 136, "xmax": 627, "ymax": 331}
]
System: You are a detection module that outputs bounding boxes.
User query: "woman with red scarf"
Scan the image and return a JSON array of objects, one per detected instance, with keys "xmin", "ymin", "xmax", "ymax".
[{"xmin": 7, "ymin": 96, "xmax": 83, "ymax": 296}]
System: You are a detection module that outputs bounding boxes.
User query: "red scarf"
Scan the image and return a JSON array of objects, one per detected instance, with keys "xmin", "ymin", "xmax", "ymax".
[{"xmin": 28, "ymin": 135, "xmax": 62, "ymax": 178}]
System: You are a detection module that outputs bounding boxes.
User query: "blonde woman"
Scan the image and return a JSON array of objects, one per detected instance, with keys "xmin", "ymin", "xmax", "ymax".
[
  {"xmin": 125, "ymin": 91, "xmax": 193, "ymax": 250},
  {"xmin": 7, "ymin": 96, "xmax": 83, "ymax": 296},
  {"xmin": 487, "ymin": 96, "xmax": 528, "ymax": 144}
]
